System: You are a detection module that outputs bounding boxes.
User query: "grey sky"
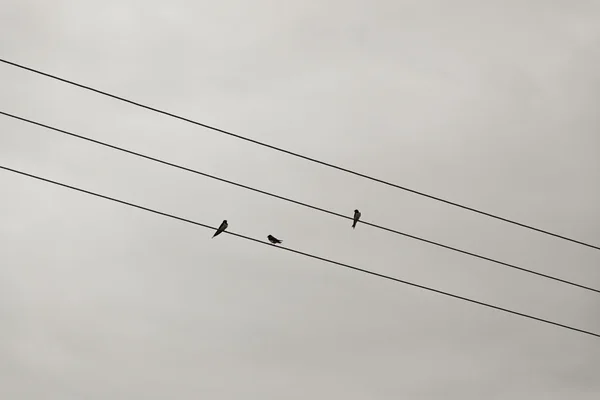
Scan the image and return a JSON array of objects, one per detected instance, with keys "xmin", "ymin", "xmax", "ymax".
[{"xmin": 1, "ymin": 0, "xmax": 599, "ymax": 398}]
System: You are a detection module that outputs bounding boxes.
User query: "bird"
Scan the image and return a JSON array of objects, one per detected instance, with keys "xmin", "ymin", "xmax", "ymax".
[
  {"xmin": 212, "ymin": 220, "xmax": 228, "ymax": 238},
  {"xmin": 352, "ymin": 209, "xmax": 361, "ymax": 229},
  {"xmin": 267, "ymin": 235, "xmax": 282, "ymax": 244}
]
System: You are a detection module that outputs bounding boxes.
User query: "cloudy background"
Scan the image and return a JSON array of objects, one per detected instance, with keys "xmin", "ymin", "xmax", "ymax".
[{"xmin": 1, "ymin": 0, "xmax": 599, "ymax": 398}]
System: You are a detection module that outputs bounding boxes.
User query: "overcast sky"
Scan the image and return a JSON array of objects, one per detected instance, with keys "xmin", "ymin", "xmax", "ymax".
[{"xmin": 1, "ymin": 1, "xmax": 600, "ymax": 399}]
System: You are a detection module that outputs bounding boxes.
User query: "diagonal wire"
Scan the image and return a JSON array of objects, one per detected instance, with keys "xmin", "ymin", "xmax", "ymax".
[
  {"xmin": 0, "ymin": 164, "xmax": 598, "ymax": 339},
  {"xmin": 1, "ymin": 58, "xmax": 598, "ymax": 251},
  {"xmin": 2, "ymin": 110, "xmax": 599, "ymax": 294}
]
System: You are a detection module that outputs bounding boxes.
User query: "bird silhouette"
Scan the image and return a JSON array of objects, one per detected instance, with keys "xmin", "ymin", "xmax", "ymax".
[
  {"xmin": 267, "ymin": 234, "xmax": 282, "ymax": 244},
  {"xmin": 212, "ymin": 220, "xmax": 228, "ymax": 238},
  {"xmin": 352, "ymin": 209, "xmax": 361, "ymax": 229}
]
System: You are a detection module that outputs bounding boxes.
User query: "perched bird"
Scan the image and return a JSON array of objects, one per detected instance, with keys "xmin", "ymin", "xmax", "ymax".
[
  {"xmin": 212, "ymin": 220, "xmax": 228, "ymax": 238},
  {"xmin": 352, "ymin": 209, "xmax": 361, "ymax": 229},
  {"xmin": 267, "ymin": 234, "xmax": 282, "ymax": 244}
]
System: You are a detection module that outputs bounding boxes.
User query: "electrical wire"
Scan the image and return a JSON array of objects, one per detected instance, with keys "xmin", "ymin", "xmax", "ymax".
[
  {"xmin": 1, "ymin": 164, "xmax": 598, "ymax": 339},
  {"xmin": 2, "ymin": 110, "xmax": 598, "ymax": 294},
  {"xmin": 1, "ymin": 58, "xmax": 597, "ymax": 251}
]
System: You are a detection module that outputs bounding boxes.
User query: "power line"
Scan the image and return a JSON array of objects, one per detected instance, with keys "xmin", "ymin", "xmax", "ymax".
[
  {"xmin": 1, "ymin": 58, "xmax": 598, "ymax": 252},
  {"xmin": 3, "ymin": 109, "xmax": 599, "ymax": 295},
  {"xmin": 1, "ymin": 164, "xmax": 598, "ymax": 339}
]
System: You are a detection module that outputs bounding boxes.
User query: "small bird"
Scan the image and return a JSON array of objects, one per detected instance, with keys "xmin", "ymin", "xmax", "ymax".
[
  {"xmin": 352, "ymin": 209, "xmax": 361, "ymax": 229},
  {"xmin": 212, "ymin": 220, "xmax": 228, "ymax": 238},
  {"xmin": 267, "ymin": 235, "xmax": 282, "ymax": 244}
]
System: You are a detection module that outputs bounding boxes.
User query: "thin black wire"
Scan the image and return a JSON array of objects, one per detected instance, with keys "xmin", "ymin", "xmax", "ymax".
[
  {"xmin": 3, "ymin": 110, "xmax": 599, "ymax": 295},
  {"xmin": 1, "ymin": 58, "xmax": 598, "ymax": 252},
  {"xmin": 1, "ymin": 164, "xmax": 598, "ymax": 339}
]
